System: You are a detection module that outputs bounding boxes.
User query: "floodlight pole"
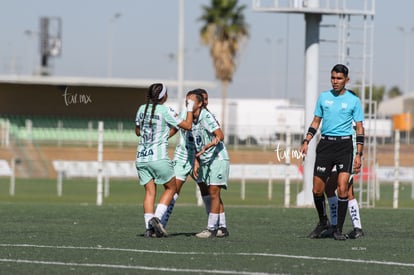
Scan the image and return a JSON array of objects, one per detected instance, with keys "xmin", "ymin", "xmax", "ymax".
[{"xmin": 177, "ymin": 0, "xmax": 185, "ymax": 113}]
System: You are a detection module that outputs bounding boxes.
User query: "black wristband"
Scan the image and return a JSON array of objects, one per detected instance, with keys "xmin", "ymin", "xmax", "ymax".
[
  {"xmin": 356, "ymin": 135, "xmax": 364, "ymax": 145},
  {"xmin": 356, "ymin": 151, "xmax": 363, "ymax": 157},
  {"xmin": 307, "ymin": 127, "xmax": 317, "ymax": 137},
  {"xmin": 302, "ymin": 139, "xmax": 309, "ymax": 145}
]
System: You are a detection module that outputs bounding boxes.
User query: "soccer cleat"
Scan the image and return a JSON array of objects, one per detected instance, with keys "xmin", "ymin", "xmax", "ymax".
[
  {"xmin": 195, "ymin": 229, "xmax": 217, "ymax": 238},
  {"xmin": 319, "ymin": 225, "xmax": 336, "ymax": 238},
  {"xmin": 308, "ymin": 219, "xmax": 330, "ymax": 239},
  {"xmin": 333, "ymin": 229, "xmax": 347, "ymax": 241},
  {"xmin": 149, "ymin": 217, "xmax": 168, "ymax": 237},
  {"xmin": 216, "ymin": 227, "xmax": 229, "ymax": 238},
  {"xmin": 347, "ymin": 228, "xmax": 364, "ymax": 239},
  {"xmin": 143, "ymin": 228, "xmax": 157, "ymax": 238}
]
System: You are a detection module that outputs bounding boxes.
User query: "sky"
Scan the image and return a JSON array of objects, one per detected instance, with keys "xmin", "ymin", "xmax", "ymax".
[{"xmin": 1, "ymin": 0, "xmax": 413, "ymax": 104}]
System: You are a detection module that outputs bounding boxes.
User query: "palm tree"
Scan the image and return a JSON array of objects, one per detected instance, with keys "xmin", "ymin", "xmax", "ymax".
[{"xmin": 199, "ymin": 0, "xmax": 249, "ymax": 133}]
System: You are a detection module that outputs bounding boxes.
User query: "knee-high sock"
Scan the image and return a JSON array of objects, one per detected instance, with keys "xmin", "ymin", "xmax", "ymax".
[
  {"xmin": 348, "ymin": 198, "xmax": 362, "ymax": 229},
  {"xmin": 328, "ymin": 195, "xmax": 338, "ymax": 226},
  {"xmin": 202, "ymin": 195, "xmax": 211, "ymax": 215},
  {"xmin": 144, "ymin": 213, "xmax": 154, "ymax": 230},
  {"xmin": 337, "ymin": 196, "xmax": 348, "ymax": 232},
  {"xmin": 313, "ymin": 194, "xmax": 327, "ymax": 222},
  {"xmin": 207, "ymin": 213, "xmax": 219, "ymax": 230},
  {"xmin": 160, "ymin": 193, "xmax": 179, "ymax": 228},
  {"xmin": 218, "ymin": 212, "xmax": 226, "ymax": 228}
]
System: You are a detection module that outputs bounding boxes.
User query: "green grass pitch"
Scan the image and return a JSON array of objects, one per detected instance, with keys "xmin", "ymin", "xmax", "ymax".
[{"xmin": 0, "ymin": 178, "xmax": 413, "ymax": 274}]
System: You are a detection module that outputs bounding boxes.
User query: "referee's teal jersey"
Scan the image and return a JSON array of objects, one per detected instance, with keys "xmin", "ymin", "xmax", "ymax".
[{"xmin": 314, "ymin": 90, "xmax": 364, "ymax": 136}]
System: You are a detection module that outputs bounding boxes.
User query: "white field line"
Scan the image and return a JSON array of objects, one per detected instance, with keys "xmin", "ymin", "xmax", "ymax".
[
  {"xmin": 1, "ymin": 243, "xmax": 414, "ymax": 269},
  {"xmin": 0, "ymin": 258, "xmax": 276, "ymax": 275}
]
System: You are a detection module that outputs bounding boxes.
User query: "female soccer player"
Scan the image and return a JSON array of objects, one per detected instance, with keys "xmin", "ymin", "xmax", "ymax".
[
  {"xmin": 192, "ymin": 94, "xmax": 230, "ymax": 238},
  {"xmin": 135, "ymin": 83, "xmax": 196, "ymax": 238},
  {"xmin": 160, "ymin": 90, "xmax": 209, "ymax": 228}
]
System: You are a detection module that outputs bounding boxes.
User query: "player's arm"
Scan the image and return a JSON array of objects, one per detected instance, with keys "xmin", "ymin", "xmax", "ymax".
[
  {"xmin": 353, "ymin": 121, "xmax": 365, "ymax": 173},
  {"xmin": 195, "ymin": 128, "xmax": 223, "ymax": 158},
  {"xmin": 300, "ymin": 116, "xmax": 322, "ymax": 155},
  {"xmin": 169, "ymin": 127, "xmax": 178, "ymax": 138},
  {"xmin": 177, "ymin": 97, "xmax": 196, "ymax": 130},
  {"xmin": 135, "ymin": 126, "xmax": 140, "ymax": 137}
]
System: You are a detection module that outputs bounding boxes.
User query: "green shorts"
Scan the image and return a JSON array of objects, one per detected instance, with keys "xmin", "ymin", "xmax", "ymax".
[
  {"xmin": 173, "ymin": 158, "xmax": 193, "ymax": 181},
  {"xmin": 136, "ymin": 159, "xmax": 175, "ymax": 186},
  {"xmin": 199, "ymin": 159, "xmax": 229, "ymax": 188}
]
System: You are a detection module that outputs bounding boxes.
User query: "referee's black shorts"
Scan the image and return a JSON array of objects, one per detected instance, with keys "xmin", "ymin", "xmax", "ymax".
[{"xmin": 313, "ymin": 135, "xmax": 353, "ymax": 180}]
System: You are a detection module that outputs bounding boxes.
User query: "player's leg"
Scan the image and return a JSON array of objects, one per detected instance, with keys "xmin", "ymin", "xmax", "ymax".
[
  {"xmin": 320, "ymin": 171, "xmax": 338, "ymax": 238},
  {"xmin": 196, "ymin": 159, "xmax": 229, "ymax": 238},
  {"xmin": 143, "ymin": 179, "xmax": 157, "ymax": 237},
  {"xmin": 197, "ymin": 181, "xmax": 211, "ymax": 215},
  {"xmin": 160, "ymin": 177, "xmax": 185, "ymax": 228},
  {"xmin": 308, "ymin": 175, "xmax": 331, "ymax": 238},
  {"xmin": 196, "ymin": 184, "xmax": 220, "ymax": 238},
  {"xmin": 347, "ymin": 177, "xmax": 364, "ymax": 238},
  {"xmin": 333, "ymin": 171, "xmax": 351, "ymax": 240},
  {"xmin": 150, "ymin": 160, "xmax": 177, "ymax": 237}
]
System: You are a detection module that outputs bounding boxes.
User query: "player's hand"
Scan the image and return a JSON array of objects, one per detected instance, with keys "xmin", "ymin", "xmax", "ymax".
[
  {"xmin": 193, "ymin": 158, "xmax": 200, "ymax": 178},
  {"xmin": 195, "ymin": 147, "xmax": 206, "ymax": 158},
  {"xmin": 353, "ymin": 156, "xmax": 362, "ymax": 174},
  {"xmin": 186, "ymin": 99, "xmax": 195, "ymax": 112}
]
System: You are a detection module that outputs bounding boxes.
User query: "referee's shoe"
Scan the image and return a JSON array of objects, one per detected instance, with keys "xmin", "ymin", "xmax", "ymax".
[{"xmin": 308, "ymin": 218, "xmax": 330, "ymax": 238}]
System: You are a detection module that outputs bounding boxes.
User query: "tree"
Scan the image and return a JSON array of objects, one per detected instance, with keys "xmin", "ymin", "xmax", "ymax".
[
  {"xmin": 387, "ymin": 85, "xmax": 403, "ymax": 99},
  {"xmin": 199, "ymin": 0, "xmax": 249, "ymax": 132},
  {"xmin": 353, "ymin": 84, "xmax": 386, "ymax": 113}
]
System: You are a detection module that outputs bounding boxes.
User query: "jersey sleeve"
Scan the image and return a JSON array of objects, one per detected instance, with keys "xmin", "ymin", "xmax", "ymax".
[
  {"xmin": 202, "ymin": 110, "xmax": 220, "ymax": 133},
  {"xmin": 352, "ymin": 97, "xmax": 364, "ymax": 122},
  {"xmin": 163, "ymin": 106, "xmax": 183, "ymax": 128}
]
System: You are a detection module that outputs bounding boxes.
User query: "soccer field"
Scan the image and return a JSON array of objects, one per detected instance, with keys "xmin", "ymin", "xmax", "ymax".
[{"xmin": 0, "ymin": 179, "xmax": 414, "ymax": 274}]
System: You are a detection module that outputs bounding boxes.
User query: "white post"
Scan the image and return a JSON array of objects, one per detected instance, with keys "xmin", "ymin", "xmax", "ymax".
[
  {"xmin": 97, "ymin": 121, "xmax": 104, "ymax": 206},
  {"xmin": 57, "ymin": 171, "xmax": 62, "ymax": 196},
  {"xmin": 284, "ymin": 127, "xmax": 291, "ymax": 208},
  {"xmin": 241, "ymin": 165, "xmax": 245, "ymax": 200},
  {"xmin": 10, "ymin": 158, "xmax": 15, "ymax": 196},
  {"xmin": 268, "ymin": 162, "xmax": 273, "ymax": 201},
  {"xmin": 104, "ymin": 176, "xmax": 110, "ymax": 198},
  {"xmin": 298, "ymin": 2, "xmax": 321, "ymax": 206},
  {"xmin": 375, "ymin": 163, "xmax": 380, "ymax": 200},
  {"xmin": 393, "ymin": 130, "xmax": 400, "ymax": 209}
]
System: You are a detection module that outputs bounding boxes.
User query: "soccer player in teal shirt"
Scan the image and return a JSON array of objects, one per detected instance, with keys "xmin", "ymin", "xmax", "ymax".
[
  {"xmin": 135, "ymin": 83, "xmax": 197, "ymax": 238},
  {"xmin": 300, "ymin": 64, "xmax": 365, "ymax": 240},
  {"xmin": 192, "ymin": 96, "xmax": 230, "ymax": 238}
]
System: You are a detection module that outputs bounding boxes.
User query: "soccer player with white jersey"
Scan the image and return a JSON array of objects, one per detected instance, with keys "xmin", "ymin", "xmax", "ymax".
[
  {"xmin": 135, "ymin": 83, "xmax": 198, "ymax": 238},
  {"xmin": 160, "ymin": 91, "xmax": 211, "ymax": 228},
  {"xmin": 192, "ymin": 100, "xmax": 230, "ymax": 238}
]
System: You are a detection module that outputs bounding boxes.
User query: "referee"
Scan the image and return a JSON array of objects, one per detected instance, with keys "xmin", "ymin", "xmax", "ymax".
[{"xmin": 300, "ymin": 64, "xmax": 365, "ymax": 241}]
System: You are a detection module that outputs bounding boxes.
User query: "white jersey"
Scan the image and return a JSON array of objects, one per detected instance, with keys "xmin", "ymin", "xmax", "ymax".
[
  {"xmin": 135, "ymin": 104, "xmax": 182, "ymax": 162},
  {"xmin": 173, "ymin": 111, "xmax": 196, "ymax": 163},
  {"xmin": 192, "ymin": 108, "xmax": 229, "ymax": 164}
]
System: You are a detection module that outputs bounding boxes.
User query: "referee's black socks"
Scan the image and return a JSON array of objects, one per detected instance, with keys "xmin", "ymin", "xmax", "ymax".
[
  {"xmin": 313, "ymin": 194, "xmax": 328, "ymax": 223},
  {"xmin": 337, "ymin": 196, "xmax": 349, "ymax": 232}
]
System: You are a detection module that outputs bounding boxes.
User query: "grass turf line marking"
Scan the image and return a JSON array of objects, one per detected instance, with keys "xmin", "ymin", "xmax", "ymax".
[
  {"xmin": 1, "ymin": 243, "xmax": 414, "ymax": 268},
  {"xmin": 0, "ymin": 258, "xmax": 276, "ymax": 275}
]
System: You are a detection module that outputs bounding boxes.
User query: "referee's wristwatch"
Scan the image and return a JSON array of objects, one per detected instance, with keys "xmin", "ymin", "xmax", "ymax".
[{"xmin": 356, "ymin": 151, "xmax": 363, "ymax": 157}]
